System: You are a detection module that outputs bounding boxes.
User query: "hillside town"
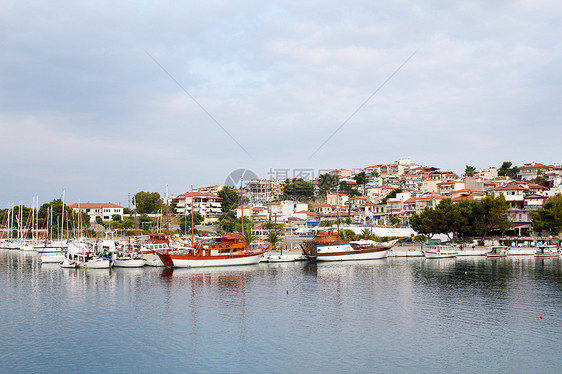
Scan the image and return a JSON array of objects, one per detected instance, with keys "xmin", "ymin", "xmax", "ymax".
[{"xmin": 50, "ymin": 159, "xmax": 562, "ymax": 244}]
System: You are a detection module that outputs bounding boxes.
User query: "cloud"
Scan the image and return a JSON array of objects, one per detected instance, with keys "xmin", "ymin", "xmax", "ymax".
[{"xmin": 1, "ymin": 1, "xmax": 561, "ymax": 205}]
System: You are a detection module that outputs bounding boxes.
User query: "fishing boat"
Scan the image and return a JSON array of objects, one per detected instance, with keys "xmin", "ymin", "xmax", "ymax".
[
  {"xmin": 534, "ymin": 245, "xmax": 559, "ymax": 258},
  {"xmin": 113, "ymin": 252, "xmax": 146, "ymax": 268},
  {"xmin": 158, "ymin": 233, "xmax": 269, "ymax": 268},
  {"xmin": 301, "ymin": 232, "xmax": 397, "ymax": 261},
  {"xmin": 486, "ymin": 246, "xmax": 509, "ymax": 258},
  {"xmin": 422, "ymin": 245, "xmax": 458, "ymax": 259}
]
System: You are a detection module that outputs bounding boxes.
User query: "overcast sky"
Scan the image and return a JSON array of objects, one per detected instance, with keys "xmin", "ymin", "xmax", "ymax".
[{"xmin": 1, "ymin": 1, "xmax": 561, "ymax": 207}]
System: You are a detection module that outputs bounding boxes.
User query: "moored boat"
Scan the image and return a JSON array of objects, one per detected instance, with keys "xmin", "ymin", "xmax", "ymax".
[
  {"xmin": 486, "ymin": 246, "xmax": 509, "ymax": 258},
  {"xmin": 534, "ymin": 245, "xmax": 559, "ymax": 258},
  {"xmin": 113, "ymin": 252, "xmax": 146, "ymax": 268},
  {"xmin": 301, "ymin": 232, "xmax": 397, "ymax": 262},
  {"xmin": 422, "ymin": 245, "xmax": 458, "ymax": 259},
  {"xmin": 158, "ymin": 233, "xmax": 269, "ymax": 268}
]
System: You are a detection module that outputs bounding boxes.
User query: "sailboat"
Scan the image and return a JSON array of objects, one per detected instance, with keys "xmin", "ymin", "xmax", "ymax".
[{"xmin": 158, "ymin": 181, "xmax": 269, "ymax": 268}]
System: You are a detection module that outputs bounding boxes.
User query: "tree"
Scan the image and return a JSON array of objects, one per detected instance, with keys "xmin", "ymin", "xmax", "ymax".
[
  {"xmin": 389, "ymin": 215, "xmax": 401, "ymax": 227},
  {"xmin": 112, "ymin": 214, "xmax": 122, "ymax": 222},
  {"xmin": 318, "ymin": 173, "xmax": 340, "ymax": 197},
  {"xmin": 498, "ymin": 162, "xmax": 520, "ymax": 179},
  {"xmin": 353, "ymin": 172, "xmax": 369, "ymax": 195},
  {"xmin": 530, "ymin": 194, "xmax": 562, "ymax": 235},
  {"xmin": 381, "ymin": 188, "xmax": 403, "ymax": 204},
  {"xmin": 464, "ymin": 165, "xmax": 476, "ymax": 177},
  {"xmin": 134, "ymin": 191, "xmax": 162, "ymax": 214},
  {"xmin": 282, "ymin": 178, "xmax": 315, "ymax": 200},
  {"xmin": 477, "ymin": 194, "xmax": 511, "ymax": 238},
  {"xmin": 243, "ymin": 225, "xmax": 256, "ymax": 245},
  {"xmin": 360, "ymin": 228, "xmax": 373, "ymax": 240},
  {"xmin": 218, "ymin": 187, "xmax": 240, "ymax": 212},
  {"xmin": 267, "ymin": 232, "xmax": 281, "ymax": 247},
  {"xmin": 410, "ymin": 208, "xmax": 440, "ymax": 239},
  {"xmin": 338, "ymin": 181, "xmax": 359, "ymax": 196}
]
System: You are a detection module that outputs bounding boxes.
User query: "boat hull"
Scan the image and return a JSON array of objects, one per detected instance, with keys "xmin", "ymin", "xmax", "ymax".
[
  {"xmin": 159, "ymin": 250, "xmax": 267, "ymax": 268},
  {"xmin": 113, "ymin": 259, "xmax": 146, "ymax": 268},
  {"xmin": 80, "ymin": 259, "xmax": 112, "ymax": 269},
  {"xmin": 423, "ymin": 251, "xmax": 458, "ymax": 259},
  {"xmin": 314, "ymin": 248, "xmax": 391, "ymax": 261}
]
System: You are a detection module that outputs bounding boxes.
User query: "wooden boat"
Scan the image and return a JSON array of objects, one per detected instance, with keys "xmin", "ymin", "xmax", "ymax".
[
  {"xmin": 158, "ymin": 233, "xmax": 269, "ymax": 268},
  {"xmin": 534, "ymin": 245, "xmax": 559, "ymax": 258},
  {"xmin": 301, "ymin": 232, "xmax": 397, "ymax": 261},
  {"xmin": 422, "ymin": 245, "xmax": 458, "ymax": 259},
  {"xmin": 486, "ymin": 246, "xmax": 509, "ymax": 258}
]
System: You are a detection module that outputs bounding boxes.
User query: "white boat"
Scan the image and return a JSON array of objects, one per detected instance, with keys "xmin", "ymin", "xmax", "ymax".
[
  {"xmin": 113, "ymin": 253, "xmax": 146, "ymax": 268},
  {"xmin": 60, "ymin": 258, "xmax": 78, "ymax": 268},
  {"xmin": 265, "ymin": 254, "xmax": 298, "ymax": 263},
  {"xmin": 302, "ymin": 232, "xmax": 397, "ymax": 262},
  {"xmin": 534, "ymin": 245, "xmax": 559, "ymax": 258},
  {"xmin": 423, "ymin": 245, "xmax": 458, "ymax": 259},
  {"xmin": 36, "ymin": 240, "xmax": 67, "ymax": 253},
  {"xmin": 78, "ymin": 254, "xmax": 112, "ymax": 269},
  {"xmin": 486, "ymin": 246, "xmax": 509, "ymax": 258}
]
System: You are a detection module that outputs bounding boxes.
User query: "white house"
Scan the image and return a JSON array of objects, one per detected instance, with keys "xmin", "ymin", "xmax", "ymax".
[
  {"xmin": 174, "ymin": 192, "xmax": 222, "ymax": 216},
  {"xmin": 68, "ymin": 203, "xmax": 124, "ymax": 223}
]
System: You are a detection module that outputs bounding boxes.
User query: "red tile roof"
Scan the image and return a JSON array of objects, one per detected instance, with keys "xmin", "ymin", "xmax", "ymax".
[{"xmin": 68, "ymin": 203, "xmax": 124, "ymax": 209}]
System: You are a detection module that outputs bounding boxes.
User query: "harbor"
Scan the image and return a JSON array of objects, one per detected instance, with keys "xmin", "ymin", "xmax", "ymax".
[{"xmin": 1, "ymin": 248, "xmax": 561, "ymax": 373}]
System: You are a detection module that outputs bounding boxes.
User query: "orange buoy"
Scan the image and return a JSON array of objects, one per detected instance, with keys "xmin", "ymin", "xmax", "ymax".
[
  {"xmin": 540, "ymin": 315, "xmax": 543, "ymax": 319},
  {"xmin": 286, "ymin": 290, "xmax": 289, "ymax": 295}
]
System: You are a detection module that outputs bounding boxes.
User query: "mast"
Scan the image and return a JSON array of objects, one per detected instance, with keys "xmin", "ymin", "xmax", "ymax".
[
  {"xmin": 240, "ymin": 178, "xmax": 244, "ymax": 245},
  {"xmin": 61, "ymin": 189, "xmax": 65, "ymax": 242},
  {"xmin": 190, "ymin": 186, "xmax": 194, "ymax": 245}
]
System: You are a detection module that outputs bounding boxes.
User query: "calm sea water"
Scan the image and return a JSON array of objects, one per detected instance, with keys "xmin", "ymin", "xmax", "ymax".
[{"xmin": 1, "ymin": 250, "xmax": 561, "ymax": 373}]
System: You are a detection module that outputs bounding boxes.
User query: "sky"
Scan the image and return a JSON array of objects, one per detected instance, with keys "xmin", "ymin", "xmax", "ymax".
[{"xmin": 1, "ymin": 1, "xmax": 561, "ymax": 208}]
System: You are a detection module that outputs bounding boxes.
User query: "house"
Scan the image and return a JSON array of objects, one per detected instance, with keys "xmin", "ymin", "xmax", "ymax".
[
  {"xmin": 415, "ymin": 193, "xmax": 446, "ymax": 213},
  {"xmin": 487, "ymin": 181, "xmax": 547, "ymax": 209},
  {"xmin": 477, "ymin": 167, "xmax": 498, "ymax": 179},
  {"xmin": 367, "ymin": 185, "xmax": 397, "ymax": 200},
  {"xmin": 245, "ymin": 179, "xmax": 283, "ymax": 203},
  {"xmin": 174, "ymin": 192, "xmax": 222, "ymax": 216},
  {"xmin": 421, "ymin": 179, "xmax": 441, "ymax": 193},
  {"xmin": 68, "ymin": 203, "xmax": 124, "ymax": 223},
  {"xmin": 326, "ymin": 193, "xmax": 349, "ymax": 206},
  {"xmin": 329, "ymin": 169, "xmax": 352, "ymax": 178},
  {"xmin": 437, "ymin": 180, "xmax": 466, "ymax": 197},
  {"xmin": 517, "ymin": 162, "xmax": 553, "ymax": 181}
]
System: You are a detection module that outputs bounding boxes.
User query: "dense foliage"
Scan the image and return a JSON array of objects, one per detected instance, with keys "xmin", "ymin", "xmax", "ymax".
[
  {"xmin": 134, "ymin": 191, "xmax": 163, "ymax": 214},
  {"xmin": 282, "ymin": 178, "xmax": 315, "ymax": 200},
  {"xmin": 530, "ymin": 194, "xmax": 562, "ymax": 235},
  {"xmin": 218, "ymin": 187, "xmax": 240, "ymax": 212},
  {"xmin": 498, "ymin": 161, "xmax": 520, "ymax": 179},
  {"xmin": 409, "ymin": 195, "xmax": 511, "ymax": 240},
  {"xmin": 317, "ymin": 173, "xmax": 340, "ymax": 197}
]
